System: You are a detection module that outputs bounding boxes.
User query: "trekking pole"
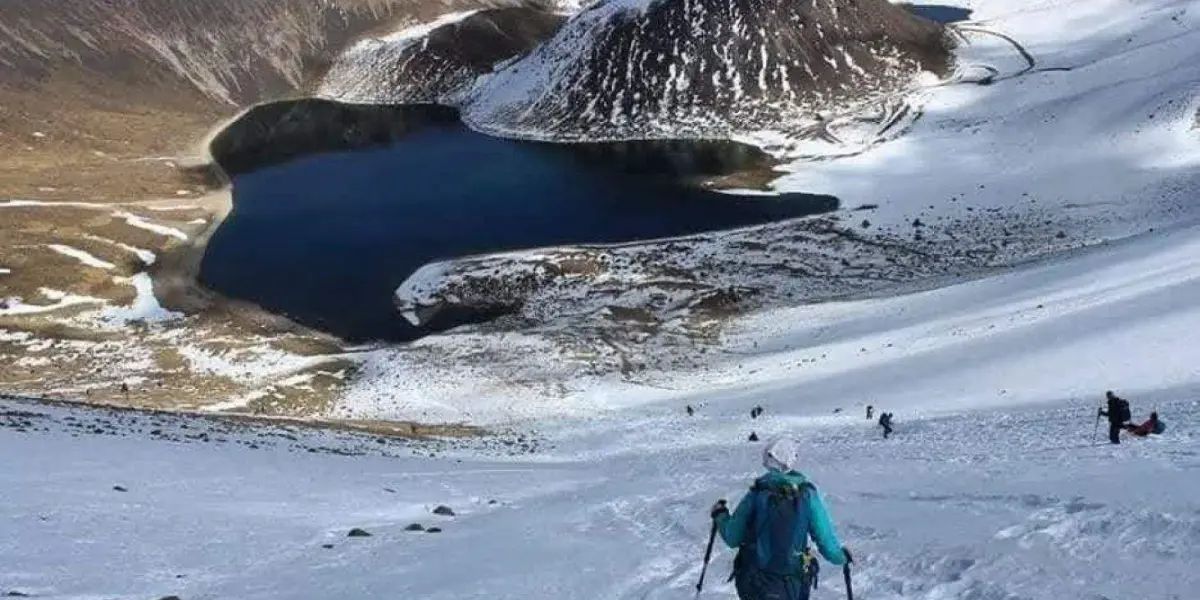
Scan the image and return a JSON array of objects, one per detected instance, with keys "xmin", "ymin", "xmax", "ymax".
[
  {"xmin": 1093, "ymin": 407, "xmax": 1102, "ymax": 445},
  {"xmin": 842, "ymin": 563, "xmax": 854, "ymax": 600},
  {"xmin": 695, "ymin": 518, "xmax": 719, "ymax": 596},
  {"xmin": 842, "ymin": 548, "xmax": 855, "ymax": 600}
]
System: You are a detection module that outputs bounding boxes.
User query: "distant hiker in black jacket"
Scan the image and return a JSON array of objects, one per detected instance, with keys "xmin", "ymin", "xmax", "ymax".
[
  {"xmin": 866, "ymin": 405, "xmax": 874, "ymax": 420},
  {"xmin": 879, "ymin": 412, "xmax": 894, "ymax": 439},
  {"xmin": 1097, "ymin": 390, "xmax": 1132, "ymax": 444}
]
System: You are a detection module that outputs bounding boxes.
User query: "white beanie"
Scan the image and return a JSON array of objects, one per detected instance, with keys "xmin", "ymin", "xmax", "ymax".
[{"xmin": 762, "ymin": 436, "xmax": 800, "ymax": 472}]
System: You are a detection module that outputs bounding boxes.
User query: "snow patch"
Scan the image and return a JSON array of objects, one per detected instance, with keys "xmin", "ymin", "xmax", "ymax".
[
  {"xmin": 46, "ymin": 244, "xmax": 117, "ymax": 270},
  {"xmin": 0, "ymin": 289, "xmax": 107, "ymax": 316},
  {"xmin": 114, "ymin": 212, "xmax": 189, "ymax": 241},
  {"xmin": 178, "ymin": 344, "xmax": 326, "ymax": 386},
  {"xmin": 82, "ymin": 235, "xmax": 156, "ymax": 266},
  {"xmin": 95, "ymin": 273, "xmax": 181, "ymax": 324}
]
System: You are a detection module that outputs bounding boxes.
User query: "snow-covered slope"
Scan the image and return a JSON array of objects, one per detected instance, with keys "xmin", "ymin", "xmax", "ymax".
[
  {"xmin": 463, "ymin": 0, "xmax": 951, "ymax": 140},
  {"xmin": 769, "ymin": 0, "xmax": 1200, "ymax": 237},
  {"xmin": 3, "ymin": 337, "xmax": 1198, "ymax": 599}
]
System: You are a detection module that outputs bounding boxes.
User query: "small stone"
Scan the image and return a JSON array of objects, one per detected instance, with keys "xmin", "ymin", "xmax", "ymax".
[
  {"xmin": 157, "ymin": 596, "xmax": 182, "ymax": 600},
  {"xmin": 748, "ymin": 432, "xmax": 759, "ymax": 442},
  {"xmin": 405, "ymin": 523, "xmax": 425, "ymax": 532},
  {"xmin": 432, "ymin": 505, "xmax": 455, "ymax": 517},
  {"xmin": 113, "ymin": 485, "xmax": 128, "ymax": 492},
  {"xmin": 487, "ymin": 499, "xmax": 498, "ymax": 505},
  {"xmin": 322, "ymin": 544, "xmax": 335, "ymax": 549},
  {"xmin": 426, "ymin": 527, "xmax": 442, "ymax": 533},
  {"xmin": 347, "ymin": 528, "xmax": 372, "ymax": 538},
  {"xmin": 5, "ymin": 592, "xmax": 31, "ymax": 598},
  {"xmin": 383, "ymin": 488, "xmax": 396, "ymax": 494}
]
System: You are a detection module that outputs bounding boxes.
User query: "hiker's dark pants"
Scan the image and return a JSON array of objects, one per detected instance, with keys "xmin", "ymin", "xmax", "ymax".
[
  {"xmin": 735, "ymin": 568, "xmax": 810, "ymax": 600},
  {"xmin": 1109, "ymin": 422, "xmax": 1121, "ymax": 444},
  {"xmin": 883, "ymin": 425, "xmax": 892, "ymax": 439}
]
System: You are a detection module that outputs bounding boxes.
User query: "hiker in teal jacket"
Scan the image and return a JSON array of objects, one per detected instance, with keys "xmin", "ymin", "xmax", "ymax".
[{"xmin": 710, "ymin": 437, "xmax": 851, "ymax": 600}]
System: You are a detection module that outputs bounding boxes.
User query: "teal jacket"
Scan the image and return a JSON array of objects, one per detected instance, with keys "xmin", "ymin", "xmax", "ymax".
[{"xmin": 714, "ymin": 470, "xmax": 847, "ymax": 566}]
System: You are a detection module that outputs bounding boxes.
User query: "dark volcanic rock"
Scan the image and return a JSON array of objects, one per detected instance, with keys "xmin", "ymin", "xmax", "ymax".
[
  {"xmin": 426, "ymin": 527, "xmax": 443, "ymax": 533},
  {"xmin": 321, "ymin": 6, "xmax": 566, "ymax": 105},
  {"xmin": 347, "ymin": 527, "xmax": 373, "ymax": 537},
  {"xmin": 467, "ymin": 0, "xmax": 952, "ymax": 140},
  {"xmin": 432, "ymin": 505, "xmax": 456, "ymax": 516},
  {"xmin": 405, "ymin": 523, "xmax": 426, "ymax": 531},
  {"xmin": 207, "ymin": 100, "xmax": 459, "ymax": 177}
]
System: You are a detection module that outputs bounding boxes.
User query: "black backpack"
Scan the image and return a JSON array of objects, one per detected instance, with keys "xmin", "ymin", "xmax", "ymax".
[{"xmin": 1115, "ymin": 399, "xmax": 1131, "ymax": 422}]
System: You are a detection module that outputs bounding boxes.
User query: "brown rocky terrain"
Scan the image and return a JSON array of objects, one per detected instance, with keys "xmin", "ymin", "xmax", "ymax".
[
  {"xmin": 0, "ymin": 0, "xmax": 518, "ymax": 416},
  {"xmin": 0, "ymin": 0, "xmax": 512, "ymax": 202}
]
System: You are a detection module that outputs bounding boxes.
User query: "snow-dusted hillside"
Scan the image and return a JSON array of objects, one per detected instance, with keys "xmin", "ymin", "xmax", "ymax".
[
  {"xmin": 317, "ymin": 7, "xmax": 566, "ymax": 105},
  {"xmin": 463, "ymin": 0, "xmax": 950, "ymax": 140}
]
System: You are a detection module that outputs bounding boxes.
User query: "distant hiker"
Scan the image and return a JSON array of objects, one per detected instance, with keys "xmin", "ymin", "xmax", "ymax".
[
  {"xmin": 866, "ymin": 405, "xmax": 874, "ymax": 420},
  {"xmin": 879, "ymin": 412, "xmax": 894, "ymax": 439},
  {"xmin": 1125, "ymin": 411, "xmax": 1165, "ymax": 437},
  {"xmin": 687, "ymin": 405, "xmax": 695, "ymax": 417},
  {"xmin": 751, "ymin": 405, "xmax": 764, "ymax": 419},
  {"xmin": 709, "ymin": 437, "xmax": 850, "ymax": 600},
  {"xmin": 1097, "ymin": 390, "xmax": 1132, "ymax": 444}
]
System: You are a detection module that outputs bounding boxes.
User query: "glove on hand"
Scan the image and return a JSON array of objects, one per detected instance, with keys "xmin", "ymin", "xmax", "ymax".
[{"xmin": 710, "ymin": 499, "xmax": 729, "ymax": 520}]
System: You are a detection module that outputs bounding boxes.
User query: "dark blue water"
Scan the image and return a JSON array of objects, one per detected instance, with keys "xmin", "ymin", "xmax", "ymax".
[
  {"xmin": 201, "ymin": 123, "xmax": 837, "ymax": 342},
  {"xmin": 907, "ymin": 4, "xmax": 973, "ymax": 23}
]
